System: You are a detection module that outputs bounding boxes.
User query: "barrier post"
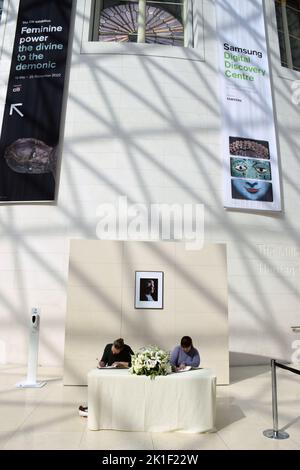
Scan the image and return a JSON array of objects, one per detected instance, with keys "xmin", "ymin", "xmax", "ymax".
[{"xmin": 263, "ymin": 359, "xmax": 289, "ymax": 440}]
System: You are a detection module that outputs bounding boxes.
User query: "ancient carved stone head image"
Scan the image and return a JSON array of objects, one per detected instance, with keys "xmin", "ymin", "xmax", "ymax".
[{"xmin": 4, "ymin": 138, "xmax": 57, "ymax": 177}]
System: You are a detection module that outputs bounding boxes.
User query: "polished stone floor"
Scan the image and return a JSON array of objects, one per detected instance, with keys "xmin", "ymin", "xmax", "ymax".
[{"xmin": 0, "ymin": 365, "xmax": 300, "ymax": 450}]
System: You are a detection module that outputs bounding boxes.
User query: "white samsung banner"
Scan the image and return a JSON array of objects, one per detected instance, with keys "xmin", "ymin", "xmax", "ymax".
[{"xmin": 216, "ymin": 0, "xmax": 281, "ymax": 211}]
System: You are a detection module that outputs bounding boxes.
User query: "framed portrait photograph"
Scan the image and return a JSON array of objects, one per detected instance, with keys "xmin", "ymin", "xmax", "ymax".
[{"xmin": 135, "ymin": 271, "xmax": 164, "ymax": 309}]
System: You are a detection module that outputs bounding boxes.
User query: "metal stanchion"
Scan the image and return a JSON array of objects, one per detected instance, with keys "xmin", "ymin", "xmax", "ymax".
[{"xmin": 263, "ymin": 359, "xmax": 289, "ymax": 440}]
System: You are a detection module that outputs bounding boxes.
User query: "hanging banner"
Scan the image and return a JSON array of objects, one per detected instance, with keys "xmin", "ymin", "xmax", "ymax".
[
  {"xmin": 216, "ymin": 0, "xmax": 281, "ymax": 211},
  {"xmin": 0, "ymin": 0, "xmax": 73, "ymax": 203}
]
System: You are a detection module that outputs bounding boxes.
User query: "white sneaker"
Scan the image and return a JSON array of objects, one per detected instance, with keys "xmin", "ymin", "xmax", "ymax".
[{"xmin": 78, "ymin": 405, "xmax": 88, "ymax": 417}]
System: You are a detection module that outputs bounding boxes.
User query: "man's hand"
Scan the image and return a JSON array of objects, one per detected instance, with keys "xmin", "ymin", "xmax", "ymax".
[
  {"xmin": 112, "ymin": 362, "xmax": 127, "ymax": 368},
  {"xmin": 177, "ymin": 363, "xmax": 186, "ymax": 371},
  {"xmin": 99, "ymin": 361, "xmax": 106, "ymax": 368}
]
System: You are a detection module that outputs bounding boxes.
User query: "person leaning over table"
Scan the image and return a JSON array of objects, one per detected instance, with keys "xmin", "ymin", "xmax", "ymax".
[
  {"xmin": 170, "ymin": 336, "xmax": 200, "ymax": 371},
  {"xmin": 99, "ymin": 337, "xmax": 134, "ymax": 369},
  {"xmin": 78, "ymin": 338, "xmax": 134, "ymax": 417}
]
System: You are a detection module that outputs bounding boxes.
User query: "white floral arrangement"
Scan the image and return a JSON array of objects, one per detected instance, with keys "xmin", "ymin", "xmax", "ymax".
[{"xmin": 129, "ymin": 346, "xmax": 172, "ymax": 379}]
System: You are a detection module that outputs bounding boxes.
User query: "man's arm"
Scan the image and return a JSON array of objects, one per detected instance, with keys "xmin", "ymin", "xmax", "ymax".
[
  {"xmin": 128, "ymin": 347, "xmax": 135, "ymax": 367},
  {"xmin": 99, "ymin": 344, "xmax": 110, "ymax": 367},
  {"xmin": 170, "ymin": 346, "xmax": 179, "ymax": 367},
  {"xmin": 112, "ymin": 346, "xmax": 134, "ymax": 368},
  {"xmin": 191, "ymin": 350, "xmax": 200, "ymax": 368},
  {"xmin": 114, "ymin": 347, "xmax": 134, "ymax": 368}
]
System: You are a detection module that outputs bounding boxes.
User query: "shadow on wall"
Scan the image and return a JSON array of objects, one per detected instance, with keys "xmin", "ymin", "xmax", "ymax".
[
  {"xmin": 230, "ymin": 351, "xmax": 272, "ymax": 367},
  {"xmin": 230, "ymin": 352, "xmax": 271, "ymax": 384}
]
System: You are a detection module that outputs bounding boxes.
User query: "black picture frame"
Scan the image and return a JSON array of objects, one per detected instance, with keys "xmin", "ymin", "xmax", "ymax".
[{"xmin": 134, "ymin": 271, "xmax": 164, "ymax": 309}]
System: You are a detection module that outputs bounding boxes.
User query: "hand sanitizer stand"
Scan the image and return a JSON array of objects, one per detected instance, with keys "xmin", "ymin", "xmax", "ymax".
[{"xmin": 16, "ymin": 308, "xmax": 46, "ymax": 388}]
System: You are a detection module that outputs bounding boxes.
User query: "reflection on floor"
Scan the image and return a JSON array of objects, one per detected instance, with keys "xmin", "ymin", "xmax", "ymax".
[{"xmin": 0, "ymin": 365, "xmax": 300, "ymax": 450}]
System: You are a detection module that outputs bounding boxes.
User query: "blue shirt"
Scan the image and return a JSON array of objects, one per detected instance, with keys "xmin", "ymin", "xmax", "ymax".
[{"xmin": 170, "ymin": 345, "xmax": 200, "ymax": 368}]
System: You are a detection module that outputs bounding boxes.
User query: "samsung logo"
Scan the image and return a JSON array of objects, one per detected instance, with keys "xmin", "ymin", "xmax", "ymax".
[{"xmin": 224, "ymin": 43, "xmax": 263, "ymax": 59}]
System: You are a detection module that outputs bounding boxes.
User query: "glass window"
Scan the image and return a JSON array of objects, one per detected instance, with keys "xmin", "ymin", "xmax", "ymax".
[
  {"xmin": 144, "ymin": 1, "xmax": 184, "ymax": 46},
  {"xmin": 90, "ymin": 0, "xmax": 189, "ymax": 47},
  {"xmin": 275, "ymin": 0, "xmax": 300, "ymax": 71},
  {"xmin": 98, "ymin": 1, "xmax": 140, "ymax": 43}
]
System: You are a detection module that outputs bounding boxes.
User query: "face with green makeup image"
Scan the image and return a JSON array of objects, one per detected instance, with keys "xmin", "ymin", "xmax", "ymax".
[{"xmin": 231, "ymin": 158, "xmax": 271, "ymax": 180}]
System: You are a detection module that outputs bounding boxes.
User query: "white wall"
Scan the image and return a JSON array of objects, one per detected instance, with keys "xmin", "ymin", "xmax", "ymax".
[
  {"xmin": 64, "ymin": 241, "xmax": 229, "ymax": 385},
  {"xmin": 0, "ymin": 0, "xmax": 299, "ymax": 367}
]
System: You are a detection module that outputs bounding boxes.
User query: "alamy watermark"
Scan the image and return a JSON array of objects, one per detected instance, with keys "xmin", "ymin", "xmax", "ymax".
[
  {"xmin": 291, "ymin": 340, "xmax": 300, "ymax": 364},
  {"xmin": 258, "ymin": 244, "xmax": 300, "ymax": 277},
  {"xmin": 292, "ymin": 80, "xmax": 300, "ymax": 105},
  {"xmin": 95, "ymin": 196, "xmax": 205, "ymax": 250}
]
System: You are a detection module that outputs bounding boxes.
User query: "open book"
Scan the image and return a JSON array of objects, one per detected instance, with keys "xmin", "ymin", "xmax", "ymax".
[
  {"xmin": 175, "ymin": 366, "xmax": 203, "ymax": 373},
  {"xmin": 97, "ymin": 365, "xmax": 129, "ymax": 369},
  {"xmin": 175, "ymin": 366, "xmax": 192, "ymax": 373}
]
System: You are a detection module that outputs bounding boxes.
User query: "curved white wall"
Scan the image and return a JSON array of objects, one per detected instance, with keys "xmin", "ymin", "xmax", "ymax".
[{"xmin": 0, "ymin": 0, "xmax": 299, "ymax": 366}]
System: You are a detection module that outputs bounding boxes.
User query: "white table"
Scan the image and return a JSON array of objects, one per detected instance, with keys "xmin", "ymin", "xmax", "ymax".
[{"xmin": 88, "ymin": 368, "xmax": 216, "ymax": 433}]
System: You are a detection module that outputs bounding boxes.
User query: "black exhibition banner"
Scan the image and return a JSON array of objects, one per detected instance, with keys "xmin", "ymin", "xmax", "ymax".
[{"xmin": 0, "ymin": 0, "xmax": 73, "ymax": 202}]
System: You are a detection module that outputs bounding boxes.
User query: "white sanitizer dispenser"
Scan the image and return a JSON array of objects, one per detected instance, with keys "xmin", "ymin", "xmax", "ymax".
[{"xmin": 16, "ymin": 308, "xmax": 46, "ymax": 388}]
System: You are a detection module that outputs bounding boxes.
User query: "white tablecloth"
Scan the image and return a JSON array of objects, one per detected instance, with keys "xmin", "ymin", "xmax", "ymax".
[{"xmin": 88, "ymin": 369, "xmax": 216, "ymax": 433}]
